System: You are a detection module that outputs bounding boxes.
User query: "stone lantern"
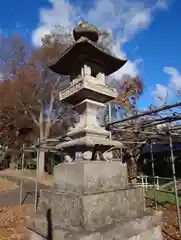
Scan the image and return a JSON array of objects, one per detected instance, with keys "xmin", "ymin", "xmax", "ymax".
[{"xmin": 26, "ymin": 23, "xmax": 163, "ymax": 240}]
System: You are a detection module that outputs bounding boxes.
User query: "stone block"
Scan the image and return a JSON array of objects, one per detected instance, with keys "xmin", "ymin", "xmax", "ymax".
[
  {"xmin": 26, "ymin": 214, "xmax": 77, "ymax": 240},
  {"xmin": 38, "ymin": 191, "xmax": 82, "ymax": 229},
  {"xmin": 101, "ymin": 211, "xmax": 162, "ymax": 239},
  {"xmin": 27, "ymin": 211, "xmax": 162, "ymax": 240},
  {"xmin": 127, "ymin": 226, "xmax": 163, "ymax": 240},
  {"xmin": 53, "ymin": 161, "xmax": 128, "ymax": 194},
  {"xmin": 27, "ymin": 228, "xmax": 46, "ymax": 240},
  {"xmin": 67, "ymin": 233, "xmax": 101, "ymax": 240},
  {"xmin": 38, "ymin": 186, "xmax": 144, "ymax": 231},
  {"xmin": 27, "ymin": 216, "xmax": 71, "ymax": 240},
  {"xmin": 82, "ymin": 187, "xmax": 144, "ymax": 231}
]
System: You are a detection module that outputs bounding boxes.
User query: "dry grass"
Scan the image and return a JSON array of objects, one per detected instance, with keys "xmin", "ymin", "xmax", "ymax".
[
  {"xmin": 0, "ymin": 204, "xmax": 33, "ymax": 240},
  {"xmin": 0, "ymin": 179, "xmax": 18, "ymax": 192}
]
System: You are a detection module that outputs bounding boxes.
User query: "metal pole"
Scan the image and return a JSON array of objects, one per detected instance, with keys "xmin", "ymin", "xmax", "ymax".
[
  {"xmin": 108, "ymin": 100, "xmax": 181, "ymax": 126},
  {"xmin": 108, "ymin": 103, "xmax": 112, "ymax": 140},
  {"xmin": 20, "ymin": 144, "xmax": 25, "ymax": 205},
  {"xmin": 120, "ymin": 146, "xmax": 123, "ymax": 163},
  {"xmin": 34, "ymin": 139, "xmax": 40, "ymax": 212},
  {"xmin": 3, "ymin": 149, "xmax": 6, "ymax": 181},
  {"xmin": 169, "ymin": 135, "xmax": 181, "ymax": 238},
  {"xmin": 122, "ymin": 141, "xmax": 146, "ymax": 144},
  {"xmin": 150, "ymin": 142, "xmax": 157, "ymax": 211},
  {"xmin": 4, "ymin": 146, "xmax": 8, "ymax": 181}
]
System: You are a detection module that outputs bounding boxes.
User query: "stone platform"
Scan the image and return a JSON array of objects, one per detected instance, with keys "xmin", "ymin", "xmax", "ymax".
[
  {"xmin": 26, "ymin": 161, "xmax": 163, "ymax": 239},
  {"xmin": 27, "ymin": 211, "xmax": 162, "ymax": 240}
]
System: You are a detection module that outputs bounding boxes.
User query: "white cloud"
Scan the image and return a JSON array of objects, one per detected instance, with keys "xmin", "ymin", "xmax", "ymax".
[
  {"xmin": 152, "ymin": 66, "xmax": 181, "ymax": 103},
  {"xmin": 164, "ymin": 66, "xmax": 181, "ymax": 91},
  {"xmin": 113, "ymin": 58, "xmax": 143, "ymax": 80},
  {"xmin": 32, "ymin": 27, "xmax": 52, "ymax": 47},
  {"xmin": 152, "ymin": 83, "xmax": 168, "ymax": 102},
  {"xmin": 155, "ymin": 0, "xmax": 170, "ymax": 9},
  {"xmin": 32, "ymin": 0, "xmax": 170, "ymax": 77}
]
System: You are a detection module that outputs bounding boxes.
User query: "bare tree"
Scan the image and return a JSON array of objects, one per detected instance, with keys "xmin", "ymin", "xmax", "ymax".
[
  {"xmin": 0, "ymin": 34, "xmax": 77, "ymax": 178},
  {"xmin": 105, "ymin": 75, "xmax": 144, "ymax": 182}
]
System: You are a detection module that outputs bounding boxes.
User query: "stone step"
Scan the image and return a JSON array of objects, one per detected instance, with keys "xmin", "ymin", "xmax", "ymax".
[
  {"xmin": 100, "ymin": 211, "xmax": 163, "ymax": 240},
  {"xmin": 26, "ymin": 211, "xmax": 162, "ymax": 240},
  {"xmin": 26, "ymin": 213, "xmax": 55, "ymax": 239},
  {"xmin": 37, "ymin": 186, "xmax": 145, "ymax": 231},
  {"xmin": 26, "ymin": 212, "xmax": 81, "ymax": 240}
]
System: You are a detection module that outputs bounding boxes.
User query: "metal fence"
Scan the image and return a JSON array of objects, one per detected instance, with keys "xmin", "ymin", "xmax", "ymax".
[{"xmin": 136, "ymin": 175, "xmax": 181, "ymax": 193}]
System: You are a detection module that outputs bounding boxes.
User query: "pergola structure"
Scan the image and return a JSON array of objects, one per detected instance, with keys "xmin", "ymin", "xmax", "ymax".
[
  {"xmin": 107, "ymin": 100, "xmax": 181, "ymax": 238},
  {"xmin": 108, "ymin": 101, "xmax": 181, "ymax": 142}
]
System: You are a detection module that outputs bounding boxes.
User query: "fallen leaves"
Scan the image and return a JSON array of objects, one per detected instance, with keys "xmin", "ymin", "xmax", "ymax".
[
  {"xmin": 0, "ymin": 179, "xmax": 18, "ymax": 192},
  {"xmin": 0, "ymin": 169, "xmax": 53, "ymax": 186},
  {"xmin": 147, "ymin": 199, "xmax": 180, "ymax": 240},
  {"xmin": 0, "ymin": 204, "xmax": 33, "ymax": 240},
  {"xmin": 162, "ymin": 204, "xmax": 180, "ymax": 240}
]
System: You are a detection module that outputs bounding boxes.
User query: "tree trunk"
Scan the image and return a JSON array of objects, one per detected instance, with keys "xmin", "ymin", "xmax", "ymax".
[
  {"xmin": 127, "ymin": 156, "xmax": 137, "ymax": 184},
  {"xmin": 36, "ymin": 87, "xmax": 57, "ymax": 180},
  {"xmin": 9, "ymin": 155, "xmax": 16, "ymax": 169},
  {"xmin": 126, "ymin": 145, "xmax": 142, "ymax": 184},
  {"xmin": 37, "ymin": 106, "xmax": 45, "ymax": 180},
  {"xmin": 38, "ymin": 150, "xmax": 45, "ymax": 180}
]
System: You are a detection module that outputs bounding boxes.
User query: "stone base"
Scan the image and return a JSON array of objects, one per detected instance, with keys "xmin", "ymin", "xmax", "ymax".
[
  {"xmin": 53, "ymin": 161, "xmax": 128, "ymax": 194},
  {"xmin": 26, "ymin": 161, "xmax": 163, "ymax": 239},
  {"xmin": 26, "ymin": 211, "xmax": 163, "ymax": 240},
  {"xmin": 37, "ymin": 187, "xmax": 145, "ymax": 231}
]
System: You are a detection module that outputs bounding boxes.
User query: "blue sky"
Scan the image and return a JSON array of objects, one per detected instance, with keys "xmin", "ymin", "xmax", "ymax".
[{"xmin": 0, "ymin": 0, "xmax": 180, "ymax": 109}]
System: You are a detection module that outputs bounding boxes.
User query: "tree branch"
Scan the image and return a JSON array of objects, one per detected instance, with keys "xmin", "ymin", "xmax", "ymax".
[{"xmin": 15, "ymin": 92, "xmax": 39, "ymax": 126}]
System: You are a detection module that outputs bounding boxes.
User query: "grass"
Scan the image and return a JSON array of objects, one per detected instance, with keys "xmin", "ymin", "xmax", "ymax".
[{"xmin": 146, "ymin": 188, "xmax": 181, "ymax": 205}]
